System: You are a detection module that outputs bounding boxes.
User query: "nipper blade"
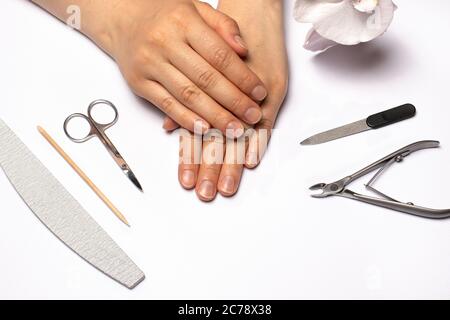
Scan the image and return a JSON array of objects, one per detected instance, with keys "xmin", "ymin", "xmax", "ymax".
[{"xmin": 309, "ymin": 183, "xmax": 330, "ymax": 198}]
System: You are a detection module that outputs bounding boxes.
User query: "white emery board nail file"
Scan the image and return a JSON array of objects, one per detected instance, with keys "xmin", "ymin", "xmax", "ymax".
[{"xmin": 0, "ymin": 119, "xmax": 145, "ymax": 289}]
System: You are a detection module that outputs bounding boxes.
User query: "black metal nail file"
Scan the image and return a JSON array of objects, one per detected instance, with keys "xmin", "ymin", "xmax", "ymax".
[{"xmin": 301, "ymin": 104, "xmax": 416, "ymax": 146}]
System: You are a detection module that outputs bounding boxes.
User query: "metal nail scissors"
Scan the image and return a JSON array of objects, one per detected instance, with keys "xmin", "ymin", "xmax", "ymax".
[
  {"xmin": 310, "ymin": 140, "xmax": 450, "ymax": 219},
  {"xmin": 64, "ymin": 99, "xmax": 143, "ymax": 192}
]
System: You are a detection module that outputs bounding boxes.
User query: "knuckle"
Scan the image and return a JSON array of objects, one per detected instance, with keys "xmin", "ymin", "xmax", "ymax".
[
  {"xmin": 197, "ymin": 69, "xmax": 218, "ymax": 90},
  {"xmin": 178, "ymin": 109, "xmax": 192, "ymax": 128},
  {"xmin": 169, "ymin": 4, "xmax": 192, "ymax": 29},
  {"xmin": 133, "ymin": 54, "xmax": 150, "ymax": 68},
  {"xmin": 206, "ymin": 166, "xmax": 221, "ymax": 174},
  {"xmin": 180, "ymin": 85, "xmax": 200, "ymax": 104},
  {"xmin": 238, "ymin": 72, "xmax": 256, "ymax": 90},
  {"xmin": 229, "ymin": 97, "xmax": 244, "ymax": 114},
  {"xmin": 160, "ymin": 96, "xmax": 176, "ymax": 114},
  {"xmin": 128, "ymin": 47, "xmax": 153, "ymax": 70},
  {"xmin": 123, "ymin": 71, "xmax": 143, "ymax": 93},
  {"xmin": 209, "ymin": 111, "xmax": 224, "ymax": 128},
  {"xmin": 147, "ymin": 30, "xmax": 167, "ymax": 48},
  {"xmin": 211, "ymin": 47, "xmax": 232, "ymax": 70}
]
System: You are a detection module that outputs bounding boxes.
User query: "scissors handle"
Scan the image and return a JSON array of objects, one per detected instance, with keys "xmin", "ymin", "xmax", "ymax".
[
  {"xmin": 63, "ymin": 100, "xmax": 129, "ymax": 169},
  {"xmin": 87, "ymin": 99, "xmax": 119, "ymax": 130},
  {"xmin": 63, "ymin": 100, "xmax": 143, "ymax": 191},
  {"xmin": 63, "ymin": 100, "xmax": 119, "ymax": 143},
  {"xmin": 63, "ymin": 113, "xmax": 97, "ymax": 143}
]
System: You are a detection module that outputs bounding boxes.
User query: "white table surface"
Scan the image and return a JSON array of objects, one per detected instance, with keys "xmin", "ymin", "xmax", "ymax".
[{"xmin": 1, "ymin": 0, "xmax": 450, "ymax": 300}]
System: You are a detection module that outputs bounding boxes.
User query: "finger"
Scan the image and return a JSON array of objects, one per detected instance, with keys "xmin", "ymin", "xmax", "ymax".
[
  {"xmin": 163, "ymin": 116, "xmax": 180, "ymax": 132},
  {"xmin": 218, "ymin": 137, "xmax": 245, "ymax": 197},
  {"xmin": 245, "ymin": 101, "xmax": 281, "ymax": 169},
  {"xmin": 153, "ymin": 63, "xmax": 245, "ymax": 138},
  {"xmin": 194, "ymin": 1, "xmax": 248, "ymax": 57},
  {"xmin": 186, "ymin": 20, "xmax": 268, "ymax": 102},
  {"xmin": 196, "ymin": 130, "xmax": 225, "ymax": 202},
  {"xmin": 168, "ymin": 46, "xmax": 262, "ymax": 124},
  {"xmin": 245, "ymin": 127, "xmax": 270, "ymax": 169},
  {"xmin": 178, "ymin": 130, "xmax": 201, "ymax": 189},
  {"xmin": 136, "ymin": 80, "xmax": 210, "ymax": 133}
]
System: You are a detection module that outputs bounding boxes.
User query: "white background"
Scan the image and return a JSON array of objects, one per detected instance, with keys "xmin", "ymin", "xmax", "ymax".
[{"xmin": 1, "ymin": 0, "xmax": 450, "ymax": 299}]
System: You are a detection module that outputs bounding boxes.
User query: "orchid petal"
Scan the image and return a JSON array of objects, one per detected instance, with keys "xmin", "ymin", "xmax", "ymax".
[
  {"xmin": 294, "ymin": 0, "xmax": 396, "ymax": 46},
  {"xmin": 304, "ymin": 28, "xmax": 338, "ymax": 52}
]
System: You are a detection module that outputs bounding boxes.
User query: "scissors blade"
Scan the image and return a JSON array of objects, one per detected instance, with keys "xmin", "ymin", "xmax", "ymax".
[{"xmin": 125, "ymin": 169, "xmax": 143, "ymax": 192}]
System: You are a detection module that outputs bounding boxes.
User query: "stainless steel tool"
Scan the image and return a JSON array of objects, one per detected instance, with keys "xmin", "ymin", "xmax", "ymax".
[
  {"xmin": 64, "ymin": 99, "xmax": 143, "ymax": 191},
  {"xmin": 310, "ymin": 140, "xmax": 450, "ymax": 219},
  {"xmin": 0, "ymin": 119, "xmax": 145, "ymax": 288},
  {"xmin": 301, "ymin": 104, "xmax": 417, "ymax": 145}
]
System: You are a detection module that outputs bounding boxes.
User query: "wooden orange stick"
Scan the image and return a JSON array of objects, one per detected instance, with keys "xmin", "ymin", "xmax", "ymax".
[{"xmin": 38, "ymin": 126, "xmax": 130, "ymax": 227}]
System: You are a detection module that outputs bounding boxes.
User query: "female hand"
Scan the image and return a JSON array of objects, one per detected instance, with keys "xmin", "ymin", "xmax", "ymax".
[
  {"xmin": 166, "ymin": 0, "xmax": 289, "ymax": 201},
  {"xmin": 31, "ymin": 0, "xmax": 267, "ymax": 137}
]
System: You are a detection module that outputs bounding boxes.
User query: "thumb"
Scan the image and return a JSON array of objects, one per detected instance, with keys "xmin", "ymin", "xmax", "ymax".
[{"xmin": 194, "ymin": 1, "xmax": 248, "ymax": 57}]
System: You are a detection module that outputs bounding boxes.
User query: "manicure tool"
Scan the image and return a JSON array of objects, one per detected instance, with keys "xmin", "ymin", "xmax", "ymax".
[
  {"xmin": 310, "ymin": 140, "xmax": 450, "ymax": 219},
  {"xmin": 38, "ymin": 126, "xmax": 130, "ymax": 226},
  {"xmin": 64, "ymin": 99, "xmax": 143, "ymax": 191},
  {"xmin": 301, "ymin": 104, "xmax": 417, "ymax": 145},
  {"xmin": 0, "ymin": 119, "xmax": 145, "ymax": 288}
]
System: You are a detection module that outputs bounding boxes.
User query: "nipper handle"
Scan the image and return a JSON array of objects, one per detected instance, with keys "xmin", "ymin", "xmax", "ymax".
[
  {"xmin": 366, "ymin": 104, "xmax": 416, "ymax": 129},
  {"xmin": 348, "ymin": 140, "xmax": 439, "ymax": 184},
  {"xmin": 340, "ymin": 190, "xmax": 450, "ymax": 219}
]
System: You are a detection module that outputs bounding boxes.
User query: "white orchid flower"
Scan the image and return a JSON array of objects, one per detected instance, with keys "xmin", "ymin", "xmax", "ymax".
[{"xmin": 294, "ymin": 0, "xmax": 397, "ymax": 52}]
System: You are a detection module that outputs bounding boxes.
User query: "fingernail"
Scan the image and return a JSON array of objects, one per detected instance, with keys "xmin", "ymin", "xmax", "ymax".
[
  {"xmin": 244, "ymin": 107, "xmax": 262, "ymax": 124},
  {"xmin": 220, "ymin": 175, "xmax": 236, "ymax": 195},
  {"xmin": 198, "ymin": 180, "xmax": 216, "ymax": 200},
  {"xmin": 201, "ymin": 121, "xmax": 210, "ymax": 133},
  {"xmin": 226, "ymin": 121, "xmax": 244, "ymax": 139},
  {"xmin": 162, "ymin": 118, "xmax": 171, "ymax": 130},
  {"xmin": 194, "ymin": 119, "xmax": 210, "ymax": 134},
  {"xmin": 251, "ymin": 85, "xmax": 268, "ymax": 101},
  {"xmin": 181, "ymin": 170, "xmax": 195, "ymax": 188},
  {"xmin": 246, "ymin": 152, "xmax": 259, "ymax": 167},
  {"xmin": 234, "ymin": 35, "xmax": 247, "ymax": 49}
]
